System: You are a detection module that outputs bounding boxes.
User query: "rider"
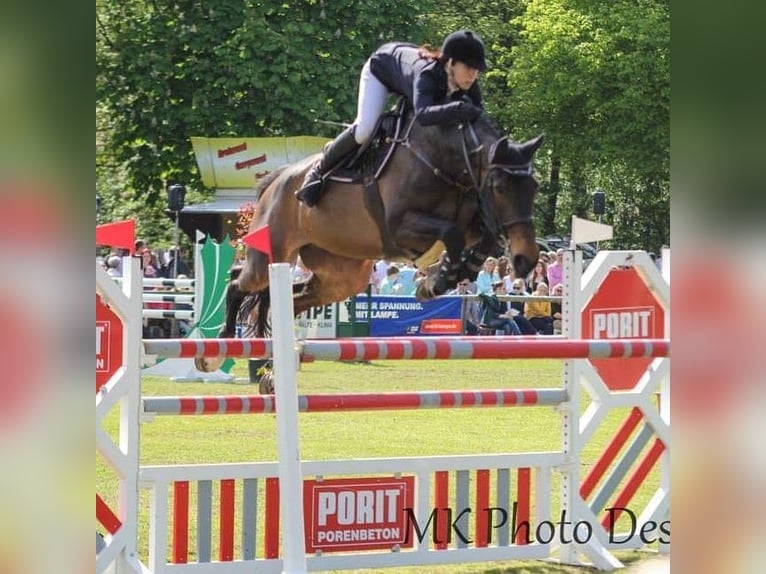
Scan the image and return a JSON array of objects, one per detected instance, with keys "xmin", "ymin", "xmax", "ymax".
[{"xmin": 295, "ymin": 30, "xmax": 487, "ymax": 207}]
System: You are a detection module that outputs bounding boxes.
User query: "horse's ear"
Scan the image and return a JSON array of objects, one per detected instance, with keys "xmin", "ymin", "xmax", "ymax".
[{"xmin": 524, "ymin": 134, "xmax": 545, "ymax": 155}]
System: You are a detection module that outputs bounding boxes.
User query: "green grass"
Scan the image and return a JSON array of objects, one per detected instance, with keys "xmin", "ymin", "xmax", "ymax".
[{"xmin": 97, "ymin": 359, "xmax": 662, "ymax": 572}]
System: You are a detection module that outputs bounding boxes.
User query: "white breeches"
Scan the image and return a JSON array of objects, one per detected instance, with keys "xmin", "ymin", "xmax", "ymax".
[{"xmin": 353, "ymin": 60, "xmax": 390, "ymax": 144}]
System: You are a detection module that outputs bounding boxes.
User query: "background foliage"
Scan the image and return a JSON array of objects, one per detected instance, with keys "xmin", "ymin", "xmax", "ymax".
[{"xmin": 96, "ymin": 0, "xmax": 669, "ymax": 252}]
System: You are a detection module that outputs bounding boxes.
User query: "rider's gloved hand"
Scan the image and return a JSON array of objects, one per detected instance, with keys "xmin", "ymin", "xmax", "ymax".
[{"xmin": 457, "ymin": 102, "xmax": 482, "ymax": 122}]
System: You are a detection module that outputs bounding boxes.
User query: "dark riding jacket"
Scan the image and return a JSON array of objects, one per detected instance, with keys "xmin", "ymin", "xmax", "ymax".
[{"xmin": 368, "ymin": 42, "xmax": 484, "ymax": 126}]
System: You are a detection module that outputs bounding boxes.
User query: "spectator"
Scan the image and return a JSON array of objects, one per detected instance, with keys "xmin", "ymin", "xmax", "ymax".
[
  {"xmin": 105, "ymin": 255, "xmax": 122, "ymax": 278},
  {"xmin": 370, "ymin": 259, "xmax": 389, "ymax": 293},
  {"xmin": 174, "ymin": 274, "xmax": 194, "ymax": 336},
  {"xmin": 379, "ymin": 265, "xmax": 405, "ymax": 295},
  {"xmin": 551, "ymin": 282, "xmax": 564, "ymax": 334},
  {"xmin": 475, "ymin": 256, "xmax": 500, "ymax": 294},
  {"xmin": 524, "ymin": 282, "xmax": 554, "ymax": 334},
  {"xmin": 140, "ymin": 248, "xmax": 160, "ymax": 278},
  {"xmin": 526, "ymin": 259, "xmax": 549, "ymax": 293},
  {"xmin": 164, "ymin": 246, "xmax": 191, "ymax": 278},
  {"xmin": 449, "ymin": 278, "xmax": 480, "ymax": 335},
  {"xmin": 507, "ymin": 278, "xmax": 537, "ymax": 335},
  {"xmin": 106, "ymin": 248, "xmax": 128, "ymax": 276},
  {"xmin": 497, "ymin": 255, "xmax": 516, "ymax": 292},
  {"xmin": 478, "ymin": 281, "xmax": 521, "ymax": 335},
  {"xmin": 397, "ymin": 262, "xmax": 418, "ymax": 295},
  {"xmin": 547, "ymin": 249, "xmax": 564, "ymax": 288}
]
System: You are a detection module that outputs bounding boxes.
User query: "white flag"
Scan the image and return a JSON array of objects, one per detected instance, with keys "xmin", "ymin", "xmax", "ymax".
[{"xmin": 571, "ymin": 216, "xmax": 613, "ymax": 245}]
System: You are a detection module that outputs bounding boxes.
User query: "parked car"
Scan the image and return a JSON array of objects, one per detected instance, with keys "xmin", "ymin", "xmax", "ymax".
[
  {"xmin": 537, "ymin": 235, "xmax": 597, "ymax": 268},
  {"xmin": 541, "ymin": 235, "xmax": 597, "ymax": 257}
]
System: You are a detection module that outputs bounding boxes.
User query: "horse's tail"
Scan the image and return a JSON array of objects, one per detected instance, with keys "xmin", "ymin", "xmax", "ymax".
[{"xmin": 237, "ymin": 289, "xmax": 271, "ymax": 338}]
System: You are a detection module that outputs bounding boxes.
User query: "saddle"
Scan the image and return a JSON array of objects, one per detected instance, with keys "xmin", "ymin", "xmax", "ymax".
[{"xmin": 327, "ymin": 97, "xmax": 408, "ymax": 185}]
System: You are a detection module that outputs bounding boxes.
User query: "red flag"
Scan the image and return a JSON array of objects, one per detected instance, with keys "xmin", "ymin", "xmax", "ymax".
[
  {"xmin": 242, "ymin": 225, "xmax": 273, "ymax": 262},
  {"xmin": 96, "ymin": 219, "xmax": 136, "ymax": 254}
]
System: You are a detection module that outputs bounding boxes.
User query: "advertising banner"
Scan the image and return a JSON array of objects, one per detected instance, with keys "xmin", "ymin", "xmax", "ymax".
[
  {"xmin": 582, "ymin": 267, "xmax": 665, "ymax": 390},
  {"xmin": 191, "ymin": 136, "xmax": 328, "ymax": 189},
  {"xmin": 294, "ymin": 302, "xmax": 337, "ymax": 339},
  {"xmin": 96, "ymin": 294, "xmax": 123, "ymax": 391},
  {"xmin": 303, "ymin": 476, "xmax": 415, "ymax": 553},
  {"xmin": 353, "ymin": 296, "xmax": 463, "ymax": 336}
]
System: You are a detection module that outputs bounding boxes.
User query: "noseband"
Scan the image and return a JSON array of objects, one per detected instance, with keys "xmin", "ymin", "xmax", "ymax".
[{"xmin": 482, "ymin": 135, "xmax": 536, "ymax": 233}]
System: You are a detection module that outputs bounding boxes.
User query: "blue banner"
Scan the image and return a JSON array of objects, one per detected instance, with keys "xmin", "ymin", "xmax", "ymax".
[{"xmin": 353, "ymin": 295, "xmax": 463, "ymax": 336}]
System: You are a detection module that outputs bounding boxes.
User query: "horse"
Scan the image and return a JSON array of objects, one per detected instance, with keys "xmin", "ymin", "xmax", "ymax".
[{"xmin": 200, "ymin": 110, "xmax": 543, "ymax": 371}]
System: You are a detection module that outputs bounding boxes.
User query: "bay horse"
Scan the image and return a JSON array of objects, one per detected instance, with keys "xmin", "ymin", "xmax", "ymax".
[{"xmin": 203, "ymin": 110, "xmax": 543, "ymax": 368}]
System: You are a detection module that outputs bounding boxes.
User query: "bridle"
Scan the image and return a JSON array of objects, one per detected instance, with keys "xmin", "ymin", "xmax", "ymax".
[
  {"xmin": 482, "ymin": 133, "xmax": 537, "ymax": 234},
  {"xmin": 394, "ymin": 116, "xmax": 536, "ymax": 237},
  {"xmin": 392, "ymin": 115, "xmax": 535, "ymax": 210}
]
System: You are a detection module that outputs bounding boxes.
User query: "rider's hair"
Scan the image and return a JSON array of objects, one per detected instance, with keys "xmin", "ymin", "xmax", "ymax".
[{"xmin": 418, "ymin": 44, "xmax": 443, "ymax": 61}]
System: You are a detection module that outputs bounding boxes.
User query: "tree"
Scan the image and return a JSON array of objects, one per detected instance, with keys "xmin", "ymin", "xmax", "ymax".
[
  {"xmin": 96, "ymin": 0, "xmax": 432, "ymax": 236},
  {"xmin": 506, "ymin": 0, "xmax": 669, "ymax": 250}
]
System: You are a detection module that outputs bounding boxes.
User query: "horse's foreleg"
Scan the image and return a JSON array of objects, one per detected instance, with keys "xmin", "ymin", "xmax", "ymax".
[
  {"xmin": 459, "ymin": 232, "xmax": 503, "ymax": 280},
  {"xmin": 393, "ymin": 212, "xmax": 465, "ymax": 299}
]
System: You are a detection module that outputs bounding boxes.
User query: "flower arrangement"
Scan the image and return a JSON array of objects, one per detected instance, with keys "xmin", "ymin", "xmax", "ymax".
[{"xmin": 233, "ymin": 201, "xmax": 256, "ymax": 259}]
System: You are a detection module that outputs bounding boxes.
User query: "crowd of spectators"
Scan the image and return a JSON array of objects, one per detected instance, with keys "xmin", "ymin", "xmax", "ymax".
[
  {"xmin": 97, "ymin": 239, "xmax": 192, "ymax": 338},
  {"xmin": 98, "ymin": 244, "xmax": 571, "ymax": 338},
  {"xmin": 96, "ymin": 239, "xmax": 191, "ymax": 280},
  {"xmin": 367, "ymin": 249, "xmax": 567, "ymax": 336},
  {"xmin": 368, "ymin": 259, "xmax": 424, "ymax": 295}
]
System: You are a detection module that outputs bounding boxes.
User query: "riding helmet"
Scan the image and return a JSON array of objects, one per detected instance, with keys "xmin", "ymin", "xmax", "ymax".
[{"xmin": 441, "ymin": 30, "xmax": 487, "ymax": 71}]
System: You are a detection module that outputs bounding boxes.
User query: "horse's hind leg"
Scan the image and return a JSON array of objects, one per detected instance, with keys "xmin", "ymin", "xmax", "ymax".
[
  {"xmin": 219, "ymin": 249, "xmax": 272, "ymax": 338},
  {"xmin": 219, "ymin": 277, "xmax": 247, "ymax": 338},
  {"xmin": 293, "ymin": 246, "xmax": 373, "ymax": 317}
]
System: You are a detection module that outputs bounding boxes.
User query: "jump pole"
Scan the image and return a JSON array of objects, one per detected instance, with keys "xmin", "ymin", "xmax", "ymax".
[{"xmin": 269, "ymin": 262, "xmax": 308, "ymax": 574}]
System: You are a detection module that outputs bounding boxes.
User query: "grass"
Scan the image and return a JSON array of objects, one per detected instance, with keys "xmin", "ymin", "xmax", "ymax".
[{"xmin": 97, "ymin": 358, "xmax": 663, "ymax": 573}]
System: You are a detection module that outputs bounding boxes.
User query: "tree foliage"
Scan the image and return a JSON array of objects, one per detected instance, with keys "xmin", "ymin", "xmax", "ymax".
[
  {"xmin": 506, "ymin": 0, "xmax": 669, "ymax": 250},
  {"xmin": 96, "ymin": 0, "xmax": 431, "ymax": 208}
]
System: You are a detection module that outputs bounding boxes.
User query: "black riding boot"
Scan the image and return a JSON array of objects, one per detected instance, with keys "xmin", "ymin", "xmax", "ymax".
[{"xmin": 295, "ymin": 126, "xmax": 360, "ymax": 207}]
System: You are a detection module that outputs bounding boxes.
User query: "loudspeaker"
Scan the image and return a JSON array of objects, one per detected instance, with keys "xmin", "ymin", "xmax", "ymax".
[
  {"xmin": 167, "ymin": 184, "xmax": 186, "ymax": 212},
  {"xmin": 592, "ymin": 188, "xmax": 606, "ymax": 216}
]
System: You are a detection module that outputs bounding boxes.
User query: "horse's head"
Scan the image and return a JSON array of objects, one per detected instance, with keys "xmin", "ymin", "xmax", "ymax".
[
  {"xmin": 482, "ymin": 132, "xmax": 544, "ymax": 279},
  {"xmin": 396, "ymin": 111, "xmax": 542, "ymax": 289}
]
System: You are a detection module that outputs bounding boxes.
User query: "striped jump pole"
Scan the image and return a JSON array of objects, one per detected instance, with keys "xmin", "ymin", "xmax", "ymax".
[
  {"xmin": 144, "ymin": 338, "xmax": 273, "ymax": 359},
  {"xmin": 115, "ymin": 276, "xmax": 196, "ymax": 289},
  {"xmin": 142, "ymin": 388, "xmax": 568, "ymax": 416},
  {"xmin": 142, "ymin": 293, "xmax": 195, "ymax": 304},
  {"xmin": 143, "ymin": 337, "xmax": 669, "ymax": 361},
  {"xmin": 141, "ymin": 309, "xmax": 195, "ymax": 320}
]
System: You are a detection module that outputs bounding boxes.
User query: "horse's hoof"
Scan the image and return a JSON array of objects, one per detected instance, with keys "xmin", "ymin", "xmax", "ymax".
[
  {"xmin": 258, "ymin": 371, "xmax": 275, "ymax": 395},
  {"xmin": 414, "ymin": 279, "xmax": 435, "ymax": 301},
  {"xmin": 194, "ymin": 356, "xmax": 225, "ymax": 373},
  {"xmin": 217, "ymin": 330, "xmax": 235, "ymax": 339}
]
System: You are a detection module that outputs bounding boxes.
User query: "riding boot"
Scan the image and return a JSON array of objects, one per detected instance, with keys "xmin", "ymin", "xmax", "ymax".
[{"xmin": 295, "ymin": 126, "xmax": 360, "ymax": 207}]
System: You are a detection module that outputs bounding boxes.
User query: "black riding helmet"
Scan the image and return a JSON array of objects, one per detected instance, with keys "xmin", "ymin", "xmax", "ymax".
[{"xmin": 441, "ymin": 30, "xmax": 487, "ymax": 71}]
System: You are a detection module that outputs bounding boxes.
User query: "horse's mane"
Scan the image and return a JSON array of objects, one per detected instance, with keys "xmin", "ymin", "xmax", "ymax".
[
  {"xmin": 254, "ymin": 165, "xmax": 289, "ymax": 202},
  {"xmin": 475, "ymin": 112, "xmax": 507, "ymax": 141}
]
